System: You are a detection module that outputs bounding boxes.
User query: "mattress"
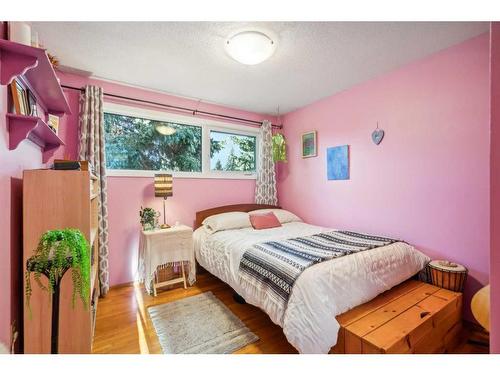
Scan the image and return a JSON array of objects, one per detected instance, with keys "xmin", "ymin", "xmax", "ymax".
[{"xmin": 193, "ymin": 221, "xmax": 430, "ymax": 353}]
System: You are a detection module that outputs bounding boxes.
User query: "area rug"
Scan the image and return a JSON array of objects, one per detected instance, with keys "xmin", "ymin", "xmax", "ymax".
[{"xmin": 147, "ymin": 291, "xmax": 259, "ymax": 354}]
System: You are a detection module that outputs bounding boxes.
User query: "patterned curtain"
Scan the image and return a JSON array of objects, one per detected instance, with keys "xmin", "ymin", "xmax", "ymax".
[
  {"xmin": 255, "ymin": 120, "xmax": 278, "ymax": 205},
  {"xmin": 78, "ymin": 86, "xmax": 110, "ymax": 296}
]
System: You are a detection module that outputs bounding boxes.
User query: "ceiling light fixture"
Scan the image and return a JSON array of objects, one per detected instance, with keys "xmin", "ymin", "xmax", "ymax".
[
  {"xmin": 156, "ymin": 124, "xmax": 176, "ymax": 136},
  {"xmin": 225, "ymin": 31, "xmax": 276, "ymax": 65}
]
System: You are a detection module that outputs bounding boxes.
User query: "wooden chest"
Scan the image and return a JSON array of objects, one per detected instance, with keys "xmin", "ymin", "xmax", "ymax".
[{"xmin": 331, "ymin": 280, "xmax": 462, "ymax": 354}]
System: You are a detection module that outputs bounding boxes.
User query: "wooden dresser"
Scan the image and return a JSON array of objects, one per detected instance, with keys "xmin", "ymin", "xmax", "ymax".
[
  {"xmin": 331, "ymin": 280, "xmax": 462, "ymax": 354},
  {"xmin": 23, "ymin": 169, "xmax": 100, "ymax": 353}
]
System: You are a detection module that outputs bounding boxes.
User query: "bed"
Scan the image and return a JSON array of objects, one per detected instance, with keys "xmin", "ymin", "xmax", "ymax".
[{"xmin": 193, "ymin": 204, "xmax": 430, "ymax": 354}]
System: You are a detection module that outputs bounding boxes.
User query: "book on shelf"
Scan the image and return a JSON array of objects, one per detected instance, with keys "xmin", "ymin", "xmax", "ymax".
[
  {"xmin": 52, "ymin": 160, "xmax": 81, "ymax": 170},
  {"xmin": 52, "ymin": 160, "xmax": 95, "ymax": 170}
]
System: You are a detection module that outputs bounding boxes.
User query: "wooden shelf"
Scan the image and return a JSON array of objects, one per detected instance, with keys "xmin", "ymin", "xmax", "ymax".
[
  {"xmin": 7, "ymin": 113, "xmax": 65, "ymax": 162},
  {"xmin": 90, "ymin": 227, "xmax": 98, "ymax": 247},
  {"xmin": 91, "ymin": 284, "xmax": 99, "ymax": 337},
  {"xmin": 23, "ymin": 169, "xmax": 96, "ymax": 353},
  {"xmin": 0, "ymin": 39, "xmax": 71, "ymax": 115},
  {"xmin": 0, "ymin": 40, "xmax": 37, "ymax": 86},
  {"xmin": 91, "ymin": 294, "xmax": 98, "ymax": 337},
  {"xmin": 90, "ymin": 261, "xmax": 98, "ymax": 293}
]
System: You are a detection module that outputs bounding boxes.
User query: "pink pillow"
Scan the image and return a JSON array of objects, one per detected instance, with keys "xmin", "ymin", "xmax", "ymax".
[{"xmin": 249, "ymin": 212, "xmax": 282, "ymax": 230}]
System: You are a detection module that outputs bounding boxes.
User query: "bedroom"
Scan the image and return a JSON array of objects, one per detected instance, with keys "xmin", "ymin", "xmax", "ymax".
[{"xmin": 0, "ymin": 0, "xmax": 499, "ymax": 371}]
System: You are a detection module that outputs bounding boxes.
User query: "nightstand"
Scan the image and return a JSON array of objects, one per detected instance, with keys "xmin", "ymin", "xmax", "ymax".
[
  {"xmin": 138, "ymin": 224, "xmax": 195, "ymax": 296},
  {"xmin": 427, "ymin": 260, "xmax": 468, "ymax": 292}
]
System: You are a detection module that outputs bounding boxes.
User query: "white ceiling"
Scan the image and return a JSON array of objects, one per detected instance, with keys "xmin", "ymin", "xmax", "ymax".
[{"xmin": 31, "ymin": 22, "xmax": 489, "ymax": 115}]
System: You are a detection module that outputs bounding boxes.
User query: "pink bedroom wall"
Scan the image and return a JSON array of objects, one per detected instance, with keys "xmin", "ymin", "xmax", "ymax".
[
  {"xmin": 0, "ymin": 42, "xmax": 43, "ymax": 348},
  {"xmin": 490, "ymin": 22, "xmax": 500, "ymax": 354},
  {"xmin": 105, "ymin": 177, "xmax": 255, "ymax": 285},
  {"xmin": 277, "ymin": 33, "xmax": 490, "ymax": 322},
  {"xmin": 53, "ymin": 72, "xmax": 276, "ymax": 286}
]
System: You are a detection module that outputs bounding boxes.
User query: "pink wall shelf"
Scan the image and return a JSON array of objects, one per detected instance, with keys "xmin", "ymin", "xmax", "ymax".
[
  {"xmin": 7, "ymin": 113, "xmax": 65, "ymax": 163},
  {"xmin": 0, "ymin": 39, "xmax": 72, "ymax": 115}
]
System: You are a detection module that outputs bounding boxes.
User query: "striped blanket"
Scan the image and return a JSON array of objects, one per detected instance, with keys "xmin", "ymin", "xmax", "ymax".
[{"xmin": 238, "ymin": 230, "xmax": 398, "ymax": 324}]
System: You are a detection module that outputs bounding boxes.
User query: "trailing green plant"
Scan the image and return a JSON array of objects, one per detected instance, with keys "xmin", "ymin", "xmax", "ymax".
[
  {"xmin": 139, "ymin": 206, "xmax": 159, "ymax": 230},
  {"xmin": 25, "ymin": 229, "xmax": 91, "ymax": 313}
]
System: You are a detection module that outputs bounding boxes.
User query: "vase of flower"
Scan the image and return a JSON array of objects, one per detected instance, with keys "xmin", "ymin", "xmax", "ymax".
[{"xmin": 139, "ymin": 207, "xmax": 160, "ymax": 231}]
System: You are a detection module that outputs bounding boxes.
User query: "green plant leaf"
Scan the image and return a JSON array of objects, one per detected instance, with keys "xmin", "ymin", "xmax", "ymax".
[{"xmin": 25, "ymin": 229, "xmax": 91, "ymax": 315}]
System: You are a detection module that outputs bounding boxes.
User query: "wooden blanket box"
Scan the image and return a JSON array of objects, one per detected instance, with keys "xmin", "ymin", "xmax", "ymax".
[{"xmin": 331, "ymin": 280, "xmax": 462, "ymax": 354}]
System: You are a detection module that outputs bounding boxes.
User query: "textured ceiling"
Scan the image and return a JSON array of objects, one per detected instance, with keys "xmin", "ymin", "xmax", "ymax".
[{"xmin": 31, "ymin": 22, "xmax": 488, "ymax": 115}]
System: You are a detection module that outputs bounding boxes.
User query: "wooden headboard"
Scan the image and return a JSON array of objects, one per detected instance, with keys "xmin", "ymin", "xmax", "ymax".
[{"xmin": 194, "ymin": 203, "xmax": 280, "ymax": 229}]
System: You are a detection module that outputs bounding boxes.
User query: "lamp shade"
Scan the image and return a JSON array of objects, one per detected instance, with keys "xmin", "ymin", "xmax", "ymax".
[{"xmin": 154, "ymin": 174, "xmax": 173, "ymax": 198}]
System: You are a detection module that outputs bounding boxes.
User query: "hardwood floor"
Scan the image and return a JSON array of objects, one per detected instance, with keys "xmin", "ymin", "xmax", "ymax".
[{"xmin": 92, "ymin": 272, "xmax": 489, "ymax": 354}]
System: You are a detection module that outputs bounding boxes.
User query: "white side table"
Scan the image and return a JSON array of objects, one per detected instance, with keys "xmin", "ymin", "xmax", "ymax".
[{"xmin": 138, "ymin": 224, "xmax": 195, "ymax": 296}]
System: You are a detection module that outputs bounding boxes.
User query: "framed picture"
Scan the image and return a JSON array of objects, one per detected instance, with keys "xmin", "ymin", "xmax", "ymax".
[
  {"xmin": 301, "ymin": 131, "xmax": 317, "ymax": 158},
  {"xmin": 48, "ymin": 114, "xmax": 60, "ymax": 135},
  {"xmin": 327, "ymin": 145, "xmax": 350, "ymax": 180}
]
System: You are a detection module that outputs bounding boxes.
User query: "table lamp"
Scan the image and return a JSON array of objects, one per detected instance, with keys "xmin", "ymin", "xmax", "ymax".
[
  {"xmin": 471, "ymin": 284, "xmax": 490, "ymax": 331},
  {"xmin": 154, "ymin": 173, "xmax": 173, "ymax": 228}
]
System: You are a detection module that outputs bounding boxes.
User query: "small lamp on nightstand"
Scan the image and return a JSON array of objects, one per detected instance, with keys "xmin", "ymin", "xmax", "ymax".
[{"xmin": 154, "ymin": 173, "xmax": 173, "ymax": 229}]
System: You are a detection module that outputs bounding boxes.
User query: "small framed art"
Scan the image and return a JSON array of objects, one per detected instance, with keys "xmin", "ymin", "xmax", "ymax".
[
  {"xmin": 327, "ymin": 145, "xmax": 350, "ymax": 180},
  {"xmin": 48, "ymin": 114, "xmax": 60, "ymax": 134},
  {"xmin": 302, "ymin": 131, "xmax": 317, "ymax": 158}
]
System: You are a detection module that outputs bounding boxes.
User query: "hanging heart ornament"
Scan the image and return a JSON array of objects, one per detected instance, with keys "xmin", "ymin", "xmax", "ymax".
[{"xmin": 372, "ymin": 128, "xmax": 385, "ymax": 145}]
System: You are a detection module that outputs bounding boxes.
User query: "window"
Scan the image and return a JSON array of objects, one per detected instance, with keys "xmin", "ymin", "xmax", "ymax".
[
  {"xmin": 103, "ymin": 103, "xmax": 259, "ymax": 179},
  {"xmin": 104, "ymin": 113, "xmax": 202, "ymax": 172},
  {"xmin": 210, "ymin": 131, "xmax": 256, "ymax": 172}
]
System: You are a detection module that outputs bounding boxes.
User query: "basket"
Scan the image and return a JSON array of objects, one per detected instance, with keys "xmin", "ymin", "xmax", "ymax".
[{"xmin": 428, "ymin": 260, "xmax": 467, "ymax": 292}]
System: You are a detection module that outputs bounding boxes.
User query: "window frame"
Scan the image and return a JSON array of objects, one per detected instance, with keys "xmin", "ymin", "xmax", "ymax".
[{"xmin": 103, "ymin": 102, "xmax": 260, "ymax": 179}]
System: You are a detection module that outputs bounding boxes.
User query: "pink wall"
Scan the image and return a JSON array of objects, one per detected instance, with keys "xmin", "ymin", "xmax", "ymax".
[
  {"xmin": 106, "ymin": 177, "xmax": 255, "ymax": 285},
  {"xmin": 0, "ymin": 50, "xmax": 43, "ymax": 348},
  {"xmin": 490, "ymin": 22, "xmax": 500, "ymax": 354},
  {"xmin": 55, "ymin": 72, "xmax": 276, "ymax": 286},
  {"xmin": 277, "ymin": 33, "xmax": 490, "ymax": 321}
]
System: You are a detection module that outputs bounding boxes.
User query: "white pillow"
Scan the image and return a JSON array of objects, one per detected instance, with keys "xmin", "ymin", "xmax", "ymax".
[
  {"xmin": 202, "ymin": 212, "xmax": 251, "ymax": 234},
  {"xmin": 248, "ymin": 209, "xmax": 302, "ymax": 224}
]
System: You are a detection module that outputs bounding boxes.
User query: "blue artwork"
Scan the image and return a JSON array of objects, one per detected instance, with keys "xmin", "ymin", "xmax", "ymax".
[{"xmin": 327, "ymin": 145, "xmax": 349, "ymax": 180}]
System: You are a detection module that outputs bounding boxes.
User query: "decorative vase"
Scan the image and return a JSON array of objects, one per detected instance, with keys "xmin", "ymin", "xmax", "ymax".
[
  {"xmin": 143, "ymin": 222, "xmax": 155, "ymax": 231},
  {"xmin": 140, "ymin": 207, "xmax": 160, "ymax": 231}
]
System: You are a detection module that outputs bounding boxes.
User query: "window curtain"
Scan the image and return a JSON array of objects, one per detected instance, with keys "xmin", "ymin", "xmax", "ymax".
[
  {"xmin": 255, "ymin": 120, "xmax": 278, "ymax": 205},
  {"xmin": 78, "ymin": 85, "xmax": 110, "ymax": 296}
]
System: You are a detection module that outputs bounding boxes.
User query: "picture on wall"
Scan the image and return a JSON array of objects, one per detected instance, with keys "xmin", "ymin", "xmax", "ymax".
[
  {"xmin": 301, "ymin": 131, "xmax": 317, "ymax": 158},
  {"xmin": 327, "ymin": 145, "xmax": 350, "ymax": 180},
  {"xmin": 48, "ymin": 114, "xmax": 60, "ymax": 135}
]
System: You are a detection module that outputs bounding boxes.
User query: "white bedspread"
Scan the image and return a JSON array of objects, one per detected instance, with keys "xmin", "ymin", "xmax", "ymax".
[{"xmin": 194, "ymin": 222, "xmax": 430, "ymax": 353}]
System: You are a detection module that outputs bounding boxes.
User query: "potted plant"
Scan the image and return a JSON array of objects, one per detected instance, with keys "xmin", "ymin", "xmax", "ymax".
[
  {"xmin": 140, "ymin": 206, "xmax": 160, "ymax": 230},
  {"xmin": 25, "ymin": 228, "xmax": 90, "ymax": 354}
]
